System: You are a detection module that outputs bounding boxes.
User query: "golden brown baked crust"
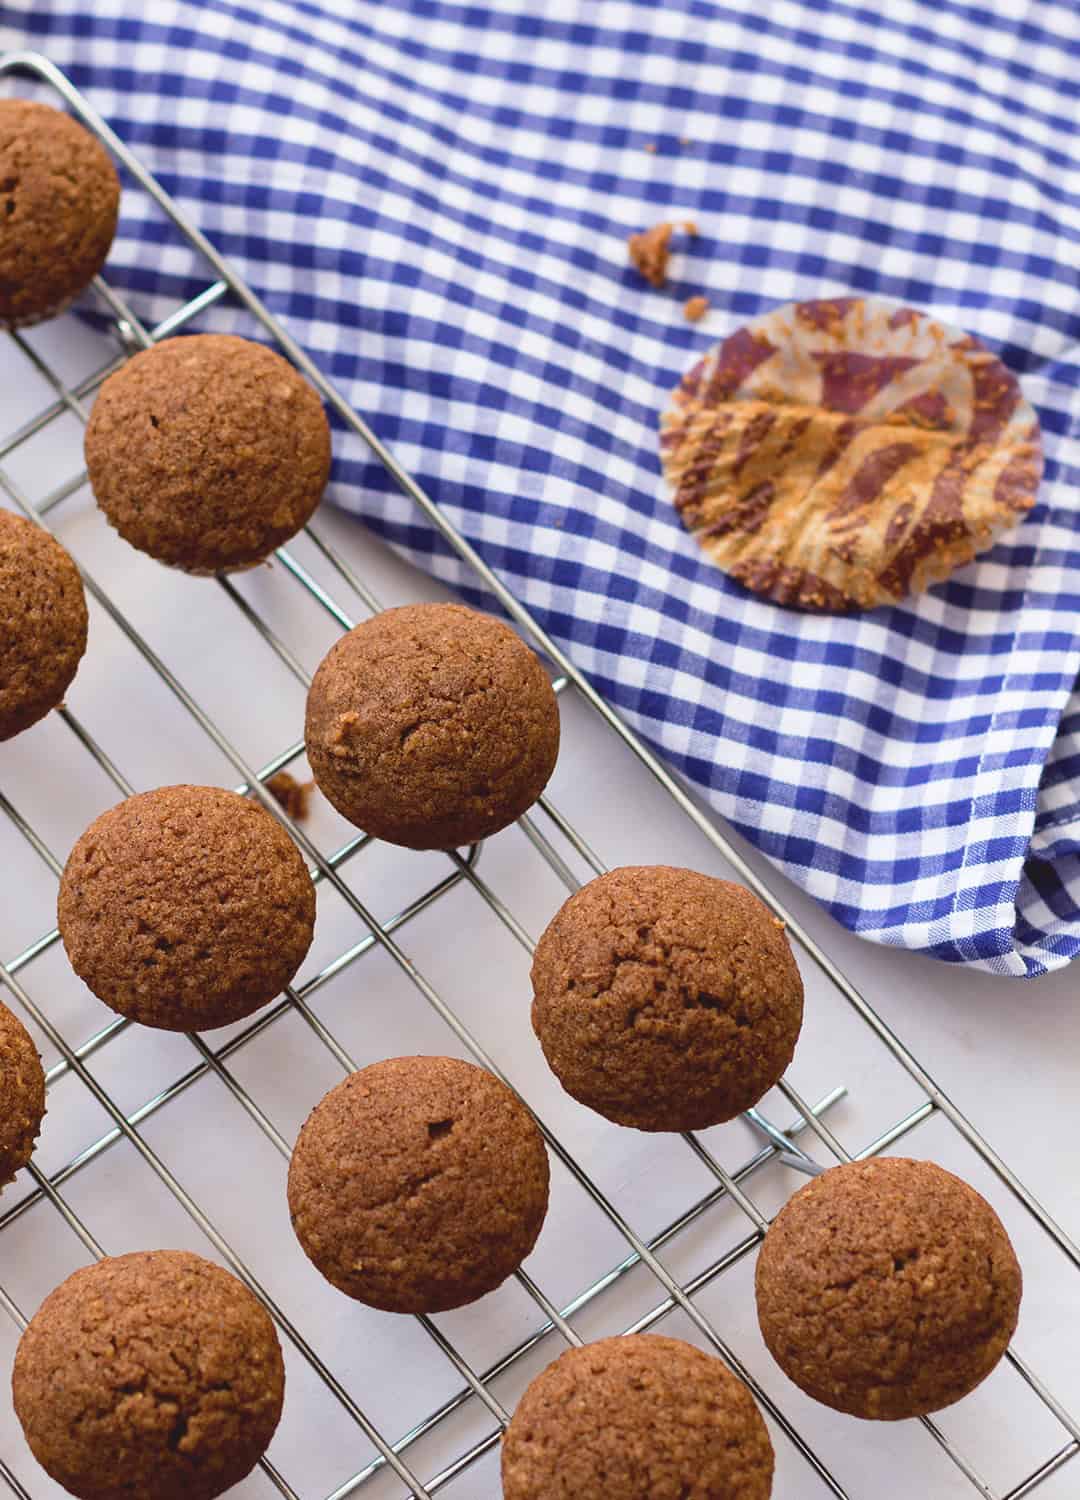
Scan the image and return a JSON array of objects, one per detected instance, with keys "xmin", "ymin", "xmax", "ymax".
[
  {"xmin": 531, "ymin": 866, "xmax": 803, "ymax": 1131},
  {"xmin": 0, "ymin": 999, "xmax": 45, "ymax": 1190},
  {"xmin": 304, "ymin": 602, "xmax": 560, "ymax": 849},
  {"xmin": 755, "ymin": 1156, "xmax": 1023, "ymax": 1419},
  {"xmin": 84, "ymin": 334, "xmax": 331, "ymax": 573},
  {"xmin": 12, "ymin": 1250, "xmax": 284, "ymax": 1500},
  {"xmin": 58, "ymin": 784, "xmax": 316, "ymax": 1031},
  {"xmin": 288, "ymin": 1055, "xmax": 550, "ymax": 1313},
  {"xmin": 0, "ymin": 99, "xmax": 120, "ymax": 328},
  {"xmin": 0, "ymin": 509, "xmax": 88, "ymax": 740},
  {"xmin": 501, "ymin": 1334, "xmax": 774, "ymax": 1499}
]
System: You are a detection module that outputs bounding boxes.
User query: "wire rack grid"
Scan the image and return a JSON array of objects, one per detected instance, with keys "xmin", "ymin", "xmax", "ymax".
[{"xmin": 0, "ymin": 50, "xmax": 1077, "ymax": 1500}]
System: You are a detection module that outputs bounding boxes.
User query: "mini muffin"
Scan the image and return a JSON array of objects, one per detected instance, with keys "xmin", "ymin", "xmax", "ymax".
[
  {"xmin": 0, "ymin": 98, "xmax": 120, "ymax": 328},
  {"xmin": 501, "ymin": 1335, "xmax": 774, "ymax": 1500},
  {"xmin": 531, "ymin": 866, "xmax": 803, "ymax": 1131},
  {"xmin": 12, "ymin": 1250, "xmax": 284, "ymax": 1500},
  {"xmin": 305, "ymin": 602, "xmax": 560, "ymax": 849},
  {"xmin": 288, "ymin": 1055, "xmax": 549, "ymax": 1313},
  {"xmin": 0, "ymin": 510, "xmax": 88, "ymax": 740},
  {"xmin": 0, "ymin": 999, "xmax": 46, "ymax": 1190},
  {"xmin": 57, "ymin": 785, "xmax": 316, "ymax": 1031},
  {"xmin": 755, "ymin": 1157, "xmax": 1022, "ymax": 1420},
  {"xmin": 84, "ymin": 334, "xmax": 331, "ymax": 573}
]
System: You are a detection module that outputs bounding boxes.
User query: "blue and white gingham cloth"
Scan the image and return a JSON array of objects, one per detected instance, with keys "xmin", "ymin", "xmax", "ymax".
[{"xmin": 4, "ymin": 0, "xmax": 1080, "ymax": 977}]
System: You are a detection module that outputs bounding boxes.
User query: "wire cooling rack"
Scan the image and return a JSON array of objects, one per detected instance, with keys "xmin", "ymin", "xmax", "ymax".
[{"xmin": 0, "ymin": 51, "xmax": 1078, "ymax": 1500}]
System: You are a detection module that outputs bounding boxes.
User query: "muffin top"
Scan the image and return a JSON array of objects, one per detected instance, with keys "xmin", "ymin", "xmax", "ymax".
[
  {"xmin": 304, "ymin": 602, "xmax": 560, "ymax": 849},
  {"xmin": 0, "ymin": 999, "xmax": 46, "ymax": 1190},
  {"xmin": 84, "ymin": 333, "xmax": 331, "ymax": 572},
  {"xmin": 531, "ymin": 865, "xmax": 803, "ymax": 1131},
  {"xmin": 288, "ymin": 1054, "xmax": 550, "ymax": 1313},
  {"xmin": 12, "ymin": 1250, "xmax": 284, "ymax": 1500},
  {"xmin": 755, "ymin": 1156, "xmax": 1023, "ymax": 1419},
  {"xmin": 501, "ymin": 1334, "xmax": 774, "ymax": 1500},
  {"xmin": 0, "ymin": 98, "xmax": 120, "ymax": 328},
  {"xmin": 58, "ymin": 784, "xmax": 316, "ymax": 1031},
  {"xmin": 0, "ymin": 509, "xmax": 89, "ymax": 741}
]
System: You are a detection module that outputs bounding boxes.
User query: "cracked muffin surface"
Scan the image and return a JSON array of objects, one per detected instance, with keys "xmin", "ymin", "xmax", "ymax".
[
  {"xmin": 287, "ymin": 1055, "xmax": 550, "ymax": 1312},
  {"xmin": 755, "ymin": 1156, "xmax": 1022, "ymax": 1419},
  {"xmin": 57, "ymin": 784, "xmax": 316, "ymax": 1031},
  {"xmin": 12, "ymin": 1249, "xmax": 284, "ymax": 1500},
  {"xmin": 530, "ymin": 865, "xmax": 803, "ymax": 1131},
  {"xmin": 304, "ymin": 602, "xmax": 560, "ymax": 849},
  {"xmin": 0, "ymin": 98, "xmax": 120, "ymax": 328},
  {"xmin": 502, "ymin": 1334, "xmax": 774, "ymax": 1500}
]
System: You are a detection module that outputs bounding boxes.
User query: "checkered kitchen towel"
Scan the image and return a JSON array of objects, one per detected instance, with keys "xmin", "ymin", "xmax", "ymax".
[{"xmin": 4, "ymin": 0, "xmax": 1080, "ymax": 977}]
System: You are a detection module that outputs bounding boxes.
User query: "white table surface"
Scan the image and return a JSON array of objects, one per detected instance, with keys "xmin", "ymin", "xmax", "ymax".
[{"xmin": 0, "ymin": 307, "xmax": 1077, "ymax": 1500}]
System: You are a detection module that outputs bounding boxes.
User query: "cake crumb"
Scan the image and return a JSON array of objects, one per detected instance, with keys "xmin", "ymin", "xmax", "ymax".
[
  {"xmin": 644, "ymin": 141, "xmax": 658, "ymax": 153},
  {"xmin": 628, "ymin": 222, "xmax": 674, "ymax": 287},
  {"xmin": 628, "ymin": 221, "xmax": 701, "ymax": 288},
  {"xmin": 683, "ymin": 295, "xmax": 710, "ymax": 323},
  {"xmin": 265, "ymin": 770, "xmax": 313, "ymax": 821}
]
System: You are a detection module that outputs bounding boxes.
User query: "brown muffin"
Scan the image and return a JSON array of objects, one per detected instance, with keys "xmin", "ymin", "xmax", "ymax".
[
  {"xmin": 0, "ymin": 99, "xmax": 120, "ymax": 328},
  {"xmin": 305, "ymin": 602, "xmax": 560, "ymax": 850},
  {"xmin": 288, "ymin": 1055, "xmax": 550, "ymax": 1313},
  {"xmin": 531, "ymin": 866, "xmax": 803, "ymax": 1132},
  {"xmin": 84, "ymin": 333, "xmax": 331, "ymax": 573},
  {"xmin": 755, "ymin": 1156, "xmax": 1022, "ymax": 1420},
  {"xmin": 12, "ymin": 1250, "xmax": 284, "ymax": 1500},
  {"xmin": 0, "ymin": 509, "xmax": 88, "ymax": 740},
  {"xmin": 501, "ymin": 1334, "xmax": 774, "ymax": 1500},
  {"xmin": 57, "ymin": 784, "xmax": 316, "ymax": 1031},
  {"xmin": 0, "ymin": 999, "xmax": 45, "ymax": 1190}
]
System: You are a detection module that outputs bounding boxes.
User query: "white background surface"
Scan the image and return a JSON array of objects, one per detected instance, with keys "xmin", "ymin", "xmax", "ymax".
[{"xmin": 0, "ymin": 302, "xmax": 1078, "ymax": 1500}]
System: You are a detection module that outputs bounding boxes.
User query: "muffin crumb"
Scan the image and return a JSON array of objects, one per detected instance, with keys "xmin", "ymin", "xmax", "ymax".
[
  {"xmin": 683, "ymin": 294, "xmax": 710, "ymax": 323},
  {"xmin": 265, "ymin": 770, "xmax": 313, "ymax": 821},
  {"xmin": 628, "ymin": 222, "xmax": 673, "ymax": 287},
  {"xmin": 628, "ymin": 221, "xmax": 698, "ymax": 288}
]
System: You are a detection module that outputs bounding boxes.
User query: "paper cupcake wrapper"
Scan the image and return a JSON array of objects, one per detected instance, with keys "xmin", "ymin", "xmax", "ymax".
[{"xmin": 661, "ymin": 298, "xmax": 1043, "ymax": 612}]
